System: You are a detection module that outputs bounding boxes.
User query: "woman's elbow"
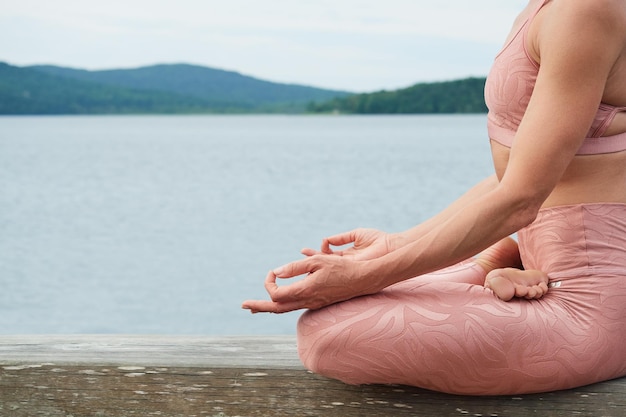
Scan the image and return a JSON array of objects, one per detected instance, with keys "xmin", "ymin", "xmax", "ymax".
[
  {"xmin": 494, "ymin": 186, "xmax": 545, "ymax": 231},
  {"xmin": 511, "ymin": 199, "xmax": 542, "ymax": 230}
]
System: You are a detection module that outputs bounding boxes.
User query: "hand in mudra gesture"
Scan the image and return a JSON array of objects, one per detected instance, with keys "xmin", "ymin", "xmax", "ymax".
[
  {"xmin": 242, "ymin": 228, "xmax": 394, "ymax": 314},
  {"xmin": 301, "ymin": 228, "xmax": 396, "ymax": 261}
]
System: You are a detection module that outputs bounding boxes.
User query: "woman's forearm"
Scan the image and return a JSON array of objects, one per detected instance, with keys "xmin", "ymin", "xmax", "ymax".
[
  {"xmin": 390, "ymin": 175, "xmax": 501, "ymax": 250},
  {"xmin": 366, "ymin": 184, "xmax": 539, "ymax": 289}
]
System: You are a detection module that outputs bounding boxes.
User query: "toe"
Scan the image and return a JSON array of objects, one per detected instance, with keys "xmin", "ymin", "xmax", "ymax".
[{"xmin": 486, "ymin": 273, "xmax": 516, "ymax": 301}]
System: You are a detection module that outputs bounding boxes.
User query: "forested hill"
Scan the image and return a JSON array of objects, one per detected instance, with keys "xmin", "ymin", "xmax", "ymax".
[
  {"xmin": 308, "ymin": 77, "xmax": 487, "ymax": 114},
  {"xmin": 0, "ymin": 62, "xmax": 350, "ymax": 114},
  {"xmin": 0, "ymin": 61, "xmax": 488, "ymax": 114}
]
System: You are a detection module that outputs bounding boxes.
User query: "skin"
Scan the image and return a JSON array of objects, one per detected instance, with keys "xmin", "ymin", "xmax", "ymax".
[{"xmin": 242, "ymin": 0, "xmax": 626, "ymax": 314}]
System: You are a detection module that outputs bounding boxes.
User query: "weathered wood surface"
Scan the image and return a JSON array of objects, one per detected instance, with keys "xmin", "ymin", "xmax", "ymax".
[
  {"xmin": 0, "ymin": 335, "xmax": 625, "ymax": 417},
  {"xmin": 0, "ymin": 335, "xmax": 301, "ymax": 368}
]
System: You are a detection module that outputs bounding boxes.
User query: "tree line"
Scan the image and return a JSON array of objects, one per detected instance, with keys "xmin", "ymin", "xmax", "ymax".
[
  {"xmin": 308, "ymin": 77, "xmax": 487, "ymax": 114},
  {"xmin": 1, "ymin": 62, "xmax": 487, "ymax": 115}
]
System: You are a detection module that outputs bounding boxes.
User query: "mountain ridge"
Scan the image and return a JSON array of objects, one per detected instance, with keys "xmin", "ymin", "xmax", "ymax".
[
  {"xmin": 0, "ymin": 62, "xmax": 351, "ymax": 114},
  {"xmin": 0, "ymin": 61, "xmax": 487, "ymax": 115},
  {"xmin": 28, "ymin": 63, "xmax": 351, "ymax": 106}
]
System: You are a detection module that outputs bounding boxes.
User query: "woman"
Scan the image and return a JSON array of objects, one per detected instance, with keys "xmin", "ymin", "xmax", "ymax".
[{"xmin": 243, "ymin": 0, "xmax": 626, "ymax": 395}]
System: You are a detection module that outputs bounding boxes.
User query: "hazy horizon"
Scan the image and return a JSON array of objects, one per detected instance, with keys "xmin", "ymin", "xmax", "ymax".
[{"xmin": 1, "ymin": 0, "xmax": 527, "ymax": 92}]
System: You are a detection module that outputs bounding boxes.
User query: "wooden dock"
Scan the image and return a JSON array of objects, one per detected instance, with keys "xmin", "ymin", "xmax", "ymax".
[{"xmin": 0, "ymin": 335, "xmax": 624, "ymax": 417}]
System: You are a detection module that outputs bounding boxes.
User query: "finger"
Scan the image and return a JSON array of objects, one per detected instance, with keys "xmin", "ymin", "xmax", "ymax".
[
  {"xmin": 242, "ymin": 271, "xmax": 307, "ymax": 313},
  {"xmin": 320, "ymin": 245, "xmax": 346, "ymax": 257},
  {"xmin": 264, "ymin": 269, "xmax": 306, "ymax": 303},
  {"xmin": 323, "ymin": 230, "xmax": 358, "ymax": 251},
  {"xmin": 272, "ymin": 258, "xmax": 315, "ymax": 278},
  {"xmin": 321, "ymin": 238, "xmax": 334, "ymax": 254},
  {"xmin": 264, "ymin": 270, "xmax": 279, "ymax": 296},
  {"xmin": 266, "ymin": 270, "xmax": 313, "ymax": 304},
  {"xmin": 301, "ymin": 247, "xmax": 322, "ymax": 257},
  {"xmin": 273, "ymin": 298, "xmax": 308, "ymax": 313},
  {"xmin": 303, "ymin": 247, "xmax": 345, "ymax": 258},
  {"xmin": 241, "ymin": 299, "xmax": 278, "ymax": 314},
  {"xmin": 241, "ymin": 300, "xmax": 269, "ymax": 313},
  {"xmin": 241, "ymin": 299, "xmax": 304, "ymax": 314}
]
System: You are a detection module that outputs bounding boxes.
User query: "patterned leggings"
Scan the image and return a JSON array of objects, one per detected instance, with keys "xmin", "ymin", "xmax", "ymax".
[{"xmin": 297, "ymin": 204, "xmax": 626, "ymax": 395}]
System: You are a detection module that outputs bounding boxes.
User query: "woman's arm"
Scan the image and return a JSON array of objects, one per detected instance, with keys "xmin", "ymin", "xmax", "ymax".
[
  {"xmin": 392, "ymin": 175, "xmax": 500, "ymax": 250},
  {"xmin": 301, "ymin": 175, "xmax": 500, "ymax": 261},
  {"xmin": 242, "ymin": 0, "xmax": 624, "ymax": 313},
  {"xmin": 361, "ymin": 0, "xmax": 626, "ymax": 288}
]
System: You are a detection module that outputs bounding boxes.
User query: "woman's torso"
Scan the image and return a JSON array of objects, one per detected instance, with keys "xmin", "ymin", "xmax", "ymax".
[{"xmin": 489, "ymin": 0, "xmax": 626, "ymax": 207}]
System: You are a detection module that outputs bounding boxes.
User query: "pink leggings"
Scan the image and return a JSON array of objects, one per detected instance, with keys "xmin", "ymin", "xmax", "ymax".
[{"xmin": 297, "ymin": 204, "xmax": 626, "ymax": 395}]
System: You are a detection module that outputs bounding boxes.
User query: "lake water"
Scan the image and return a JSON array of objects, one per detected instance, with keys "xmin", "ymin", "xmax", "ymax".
[{"xmin": 0, "ymin": 115, "xmax": 493, "ymax": 335}]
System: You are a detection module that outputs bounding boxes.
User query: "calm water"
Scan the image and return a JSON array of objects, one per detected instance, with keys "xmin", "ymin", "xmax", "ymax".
[{"xmin": 0, "ymin": 115, "xmax": 493, "ymax": 335}]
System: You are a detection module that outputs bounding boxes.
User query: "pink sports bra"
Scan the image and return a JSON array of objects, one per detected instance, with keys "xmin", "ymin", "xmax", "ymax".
[{"xmin": 484, "ymin": 0, "xmax": 626, "ymax": 155}]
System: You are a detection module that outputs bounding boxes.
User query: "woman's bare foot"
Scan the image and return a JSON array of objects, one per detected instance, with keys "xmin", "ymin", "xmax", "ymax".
[
  {"xmin": 474, "ymin": 237, "xmax": 550, "ymax": 301},
  {"xmin": 484, "ymin": 268, "xmax": 550, "ymax": 301}
]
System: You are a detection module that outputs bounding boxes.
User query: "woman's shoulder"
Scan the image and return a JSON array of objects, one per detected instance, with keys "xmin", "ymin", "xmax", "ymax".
[
  {"xmin": 547, "ymin": 0, "xmax": 626, "ymax": 27},
  {"xmin": 535, "ymin": 0, "xmax": 626, "ymax": 51}
]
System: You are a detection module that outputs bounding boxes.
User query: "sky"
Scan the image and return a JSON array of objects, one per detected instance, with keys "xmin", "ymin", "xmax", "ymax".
[{"xmin": 1, "ymin": 0, "xmax": 528, "ymax": 92}]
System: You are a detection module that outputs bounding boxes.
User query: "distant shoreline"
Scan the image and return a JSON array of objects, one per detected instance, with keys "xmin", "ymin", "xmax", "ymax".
[{"xmin": 1, "ymin": 62, "xmax": 487, "ymax": 115}]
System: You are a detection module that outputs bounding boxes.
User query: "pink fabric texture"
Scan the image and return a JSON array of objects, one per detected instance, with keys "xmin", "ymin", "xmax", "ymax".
[
  {"xmin": 297, "ymin": 204, "xmax": 626, "ymax": 395},
  {"xmin": 484, "ymin": 0, "xmax": 626, "ymax": 155}
]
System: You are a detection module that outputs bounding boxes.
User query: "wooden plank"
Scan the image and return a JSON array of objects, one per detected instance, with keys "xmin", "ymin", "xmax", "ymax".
[
  {"xmin": 0, "ymin": 335, "xmax": 624, "ymax": 417},
  {"xmin": 0, "ymin": 335, "xmax": 301, "ymax": 368}
]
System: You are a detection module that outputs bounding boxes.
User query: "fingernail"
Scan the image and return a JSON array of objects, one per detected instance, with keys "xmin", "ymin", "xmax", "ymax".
[
  {"xmin": 273, "ymin": 267, "xmax": 284, "ymax": 276},
  {"xmin": 241, "ymin": 305, "xmax": 257, "ymax": 314}
]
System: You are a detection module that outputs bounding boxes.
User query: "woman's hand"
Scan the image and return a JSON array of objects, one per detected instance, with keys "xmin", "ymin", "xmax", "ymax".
[
  {"xmin": 241, "ymin": 255, "xmax": 380, "ymax": 314},
  {"xmin": 301, "ymin": 228, "xmax": 399, "ymax": 261}
]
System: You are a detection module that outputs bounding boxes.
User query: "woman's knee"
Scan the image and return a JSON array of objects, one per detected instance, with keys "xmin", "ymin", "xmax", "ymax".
[
  {"xmin": 296, "ymin": 307, "xmax": 362, "ymax": 381},
  {"xmin": 296, "ymin": 309, "xmax": 328, "ymax": 374}
]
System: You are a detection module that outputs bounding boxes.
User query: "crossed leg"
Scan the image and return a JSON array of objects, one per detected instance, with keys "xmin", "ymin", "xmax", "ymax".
[{"xmin": 475, "ymin": 237, "xmax": 550, "ymax": 301}]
